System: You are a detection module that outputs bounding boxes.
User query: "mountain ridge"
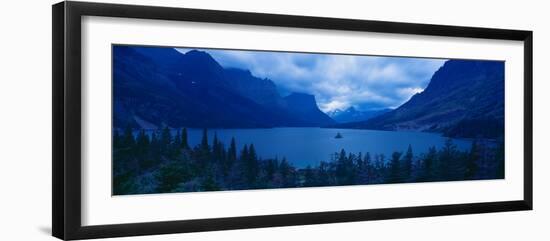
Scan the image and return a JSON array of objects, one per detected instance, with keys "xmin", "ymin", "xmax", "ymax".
[
  {"xmin": 328, "ymin": 107, "xmax": 391, "ymax": 123},
  {"xmin": 282, "ymin": 93, "xmax": 336, "ymax": 126},
  {"xmin": 113, "ymin": 46, "xmax": 335, "ymax": 129},
  {"xmin": 332, "ymin": 59, "xmax": 504, "ymax": 138}
]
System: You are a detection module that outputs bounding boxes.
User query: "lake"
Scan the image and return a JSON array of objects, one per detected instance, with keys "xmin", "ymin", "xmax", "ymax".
[{"xmin": 180, "ymin": 127, "xmax": 472, "ymax": 168}]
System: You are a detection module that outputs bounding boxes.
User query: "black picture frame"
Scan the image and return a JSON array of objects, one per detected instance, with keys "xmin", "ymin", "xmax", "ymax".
[{"xmin": 52, "ymin": 1, "xmax": 533, "ymax": 240}]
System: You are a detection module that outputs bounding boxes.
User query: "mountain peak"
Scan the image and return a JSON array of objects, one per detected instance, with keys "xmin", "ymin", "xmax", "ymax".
[
  {"xmin": 225, "ymin": 68, "xmax": 253, "ymax": 77},
  {"xmin": 114, "ymin": 46, "xmax": 335, "ymax": 128},
  {"xmin": 424, "ymin": 59, "xmax": 504, "ymax": 94},
  {"xmin": 336, "ymin": 59, "xmax": 504, "ymax": 138},
  {"xmin": 184, "ymin": 49, "xmax": 208, "ymax": 56},
  {"xmin": 327, "ymin": 109, "xmax": 343, "ymax": 117},
  {"xmin": 286, "ymin": 92, "xmax": 315, "ymax": 98},
  {"xmin": 282, "ymin": 92, "xmax": 335, "ymax": 126},
  {"xmin": 284, "ymin": 92, "xmax": 317, "ymax": 107},
  {"xmin": 183, "ymin": 49, "xmax": 218, "ymax": 63},
  {"xmin": 224, "ymin": 67, "xmax": 282, "ymax": 107},
  {"xmin": 328, "ymin": 107, "xmax": 390, "ymax": 123}
]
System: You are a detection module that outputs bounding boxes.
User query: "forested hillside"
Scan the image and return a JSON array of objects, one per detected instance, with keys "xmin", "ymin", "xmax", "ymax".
[{"xmin": 113, "ymin": 127, "xmax": 504, "ymax": 195}]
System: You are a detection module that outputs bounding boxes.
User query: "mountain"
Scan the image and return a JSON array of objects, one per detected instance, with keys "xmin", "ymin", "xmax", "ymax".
[
  {"xmin": 282, "ymin": 93, "xmax": 336, "ymax": 126},
  {"xmin": 113, "ymin": 46, "xmax": 334, "ymax": 129},
  {"xmin": 223, "ymin": 68, "xmax": 335, "ymax": 126},
  {"xmin": 134, "ymin": 48, "xmax": 231, "ymax": 91},
  {"xmin": 224, "ymin": 68, "xmax": 285, "ymax": 108},
  {"xmin": 328, "ymin": 107, "xmax": 391, "ymax": 123},
  {"xmin": 333, "ymin": 59, "xmax": 504, "ymax": 138},
  {"xmin": 114, "ymin": 47, "xmax": 288, "ymax": 128}
]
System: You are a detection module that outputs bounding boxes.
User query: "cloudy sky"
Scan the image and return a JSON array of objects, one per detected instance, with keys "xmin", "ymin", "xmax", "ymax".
[{"xmin": 176, "ymin": 48, "xmax": 446, "ymax": 112}]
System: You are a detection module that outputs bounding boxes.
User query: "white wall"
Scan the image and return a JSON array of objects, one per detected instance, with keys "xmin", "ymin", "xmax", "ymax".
[{"xmin": 0, "ymin": 0, "xmax": 548, "ymax": 240}]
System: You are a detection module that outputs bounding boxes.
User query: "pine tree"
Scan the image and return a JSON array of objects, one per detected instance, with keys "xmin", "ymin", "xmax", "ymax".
[
  {"xmin": 246, "ymin": 144, "xmax": 259, "ymax": 185},
  {"xmin": 212, "ymin": 132, "xmax": 222, "ymax": 161},
  {"xmin": 122, "ymin": 125, "xmax": 135, "ymax": 148},
  {"xmin": 113, "ymin": 129, "xmax": 122, "ymax": 149},
  {"xmin": 335, "ymin": 149, "xmax": 348, "ymax": 184},
  {"xmin": 201, "ymin": 174, "xmax": 220, "ymax": 191},
  {"xmin": 113, "ymin": 171, "xmax": 138, "ymax": 195},
  {"xmin": 364, "ymin": 152, "xmax": 371, "ymax": 165},
  {"xmin": 135, "ymin": 129, "xmax": 150, "ymax": 159},
  {"xmin": 356, "ymin": 152, "xmax": 364, "ymax": 168},
  {"xmin": 465, "ymin": 140, "xmax": 480, "ymax": 179},
  {"xmin": 389, "ymin": 151, "xmax": 403, "ymax": 183},
  {"xmin": 240, "ymin": 144, "xmax": 249, "ymax": 162},
  {"xmin": 345, "ymin": 152, "xmax": 357, "ymax": 184},
  {"xmin": 265, "ymin": 158, "xmax": 278, "ymax": 183},
  {"xmin": 439, "ymin": 138, "xmax": 458, "ymax": 180},
  {"xmin": 155, "ymin": 160, "xmax": 190, "ymax": 193},
  {"xmin": 338, "ymin": 149, "xmax": 347, "ymax": 162},
  {"xmin": 212, "ymin": 132, "xmax": 219, "ymax": 148},
  {"xmin": 150, "ymin": 132, "xmax": 159, "ymax": 151},
  {"xmin": 228, "ymin": 137, "xmax": 237, "ymax": 163},
  {"xmin": 374, "ymin": 154, "xmax": 386, "ymax": 183},
  {"xmin": 210, "ymin": 132, "xmax": 226, "ymax": 167},
  {"xmin": 169, "ymin": 129, "xmax": 181, "ymax": 158},
  {"xmin": 161, "ymin": 126, "xmax": 171, "ymax": 145},
  {"xmin": 364, "ymin": 152, "xmax": 373, "ymax": 183},
  {"xmin": 160, "ymin": 126, "xmax": 172, "ymax": 155},
  {"xmin": 317, "ymin": 161, "xmax": 331, "ymax": 186},
  {"xmin": 356, "ymin": 152, "xmax": 365, "ymax": 183},
  {"xmin": 222, "ymin": 137, "xmax": 237, "ymax": 176},
  {"xmin": 199, "ymin": 128, "xmax": 210, "ymax": 152},
  {"xmin": 303, "ymin": 166, "xmax": 317, "ymax": 187},
  {"xmin": 237, "ymin": 144, "xmax": 250, "ymax": 187},
  {"xmin": 173, "ymin": 129, "xmax": 181, "ymax": 148},
  {"xmin": 419, "ymin": 146, "xmax": 437, "ymax": 182},
  {"xmin": 180, "ymin": 128, "xmax": 190, "ymax": 150},
  {"xmin": 142, "ymin": 131, "xmax": 160, "ymax": 169},
  {"xmin": 194, "ymin": 128, "xmax": 211, "ymax": 163},
  {"xmin": 403, "ymin": 144, "xmax": 413, "ymax": 181},
  {"xmin": 279, "ymin": 157, "xmax": 292, "ymax": 187},
  {"xmin": 495, "ymin": 141, "xmax": 505, "ymax": 179},
  {"xmin": 249, "ymin": 144, "xmax": 258, "ymax": 161}
]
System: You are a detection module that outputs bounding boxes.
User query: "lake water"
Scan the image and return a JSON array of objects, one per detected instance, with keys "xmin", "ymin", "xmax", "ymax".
[{"xmin": 180, "ymin": 127, "xmax": 472, "ymax": 168}]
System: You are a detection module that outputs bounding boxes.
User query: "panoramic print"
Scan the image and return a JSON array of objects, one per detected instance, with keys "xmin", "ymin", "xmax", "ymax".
[{"xmin": 112, "ymin": 45, "xmax": 505, "ymax": 195}]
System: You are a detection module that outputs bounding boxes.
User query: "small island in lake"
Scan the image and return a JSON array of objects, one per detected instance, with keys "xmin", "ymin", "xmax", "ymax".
[{"xmin": 334, "ymin": 132, "xmax": 343, "ymax": 139}]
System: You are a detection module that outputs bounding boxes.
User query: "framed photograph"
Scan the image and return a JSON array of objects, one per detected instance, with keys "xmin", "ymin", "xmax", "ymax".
[{"xmin": 52, "ymin": 1, "xmax": 533, "ymax": 240}]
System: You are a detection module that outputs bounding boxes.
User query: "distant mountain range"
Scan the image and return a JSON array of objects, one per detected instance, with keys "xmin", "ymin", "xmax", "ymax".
[
  {"xmin": 113, "ymin": 46, "xmax": 335, "ymax": 129},
  {"xmin": 332, "ymin": 59, "xmax": 504, "ymax": 138},
  {"xmin": 114, "ymin": 46, "xmax": 504, "ymax": 138},
  {"xmin": 327, "ymin": 107, "xmax": 391, "ymax": 123}
]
